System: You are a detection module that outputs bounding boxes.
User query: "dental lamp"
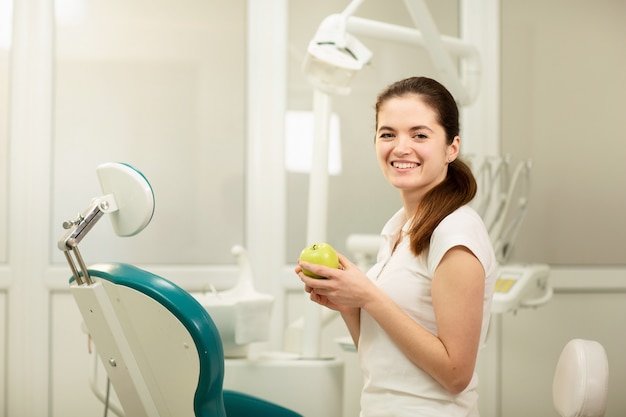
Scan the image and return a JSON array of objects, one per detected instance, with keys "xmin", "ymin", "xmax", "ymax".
[
  {"xmin": 299, "ymin": 0, "xmax": 482, "ymax": 358},
  {"xmin": 302, "ymin": 14, "xmax": 373, "ymax": 96},
  {"xmin": 59, "ymin": 163, "xmax": 155, "ymax": 284}
]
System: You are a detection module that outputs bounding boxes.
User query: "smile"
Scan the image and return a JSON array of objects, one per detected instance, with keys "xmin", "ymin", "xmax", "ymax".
[{"xmin": 391, "ymin": 161, "xmax": 419, "ymax": 169}]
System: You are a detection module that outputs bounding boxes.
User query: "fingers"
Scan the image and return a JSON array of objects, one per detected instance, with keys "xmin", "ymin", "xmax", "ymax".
[
  {"xmin": 336, "ymin": 251, "xmax": 354, "ymax": 269},
  {"xmin": 298, "ymin": 260, "xmax": 332, "ymax": 280},
  {"xmin": 309, "ymin": 290, "xmax": 322, "ymax": 304},
  {"xmin": 295, "ymin": 262, "xmax": 333, "ymax": 307}
]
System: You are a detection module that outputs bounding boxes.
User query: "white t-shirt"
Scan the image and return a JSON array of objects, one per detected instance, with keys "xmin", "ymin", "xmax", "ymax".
[{"xmin": 359, "ymin": 205, "xmax": 497, "ymax": 417}]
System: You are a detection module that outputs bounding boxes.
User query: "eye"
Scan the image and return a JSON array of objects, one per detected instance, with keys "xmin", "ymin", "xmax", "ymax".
[
  {"xmin": 377, "ymin": 132, "xmax": 395, "ymax": 141},
  {"xmin": 413, "ymin": 132, "xmax": 428, "ymax": 140}
]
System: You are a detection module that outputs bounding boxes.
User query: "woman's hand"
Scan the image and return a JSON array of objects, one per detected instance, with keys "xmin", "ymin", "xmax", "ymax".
[
  {"xmin": 295, "ymin": 251, "xmax": 366, "ymax": 347},
  {"xmin": 295, "ymin": 252, "xmax": 375, "ymax": 313}
]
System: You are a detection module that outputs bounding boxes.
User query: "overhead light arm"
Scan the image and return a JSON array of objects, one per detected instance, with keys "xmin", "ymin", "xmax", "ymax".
[
  {"xmin": 303, "ymin": 0, "xmax": 481, "ymax": 104},
  {"xmin": 402, "ymin": 0, "xmax": 475, "ymax": 105}
]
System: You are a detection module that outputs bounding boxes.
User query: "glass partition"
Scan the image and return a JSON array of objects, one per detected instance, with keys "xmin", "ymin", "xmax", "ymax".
[{"xmin": 52, "ymin": 0, "xmax": 246, "ymax": 265}]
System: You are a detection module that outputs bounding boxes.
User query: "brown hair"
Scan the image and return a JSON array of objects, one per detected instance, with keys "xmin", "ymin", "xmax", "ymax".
[{"xmin": 375, "ymin": 77, "xmax": 477, "ymax": 256}]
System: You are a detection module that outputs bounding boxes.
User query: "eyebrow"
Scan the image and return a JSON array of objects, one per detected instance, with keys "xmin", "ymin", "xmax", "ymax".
[
  {"xmin": 377, "ymin": 125, "xmax": 434, "ymax": 133},
  {"xmin": 409, "ymin": 125, "xmax": 434, "ymax": 133}
]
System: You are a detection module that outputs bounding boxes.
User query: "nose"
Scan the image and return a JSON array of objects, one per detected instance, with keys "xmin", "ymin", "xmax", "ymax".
[{"xmin": 393, "ymin": 134, "xmax": 412, "ymax": 155}]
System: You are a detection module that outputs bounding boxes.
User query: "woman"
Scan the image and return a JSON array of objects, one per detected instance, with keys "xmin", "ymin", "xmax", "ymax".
[{"xmin": 296, "ymin": 76, "xmax": 497, "ymax": 416}]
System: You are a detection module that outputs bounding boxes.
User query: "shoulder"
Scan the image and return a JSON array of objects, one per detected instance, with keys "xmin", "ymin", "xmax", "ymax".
[
  {"xmin": 437, "ymin": 205, "xmax": 485, "ymax": 231},
  {"xmin": 432, "ymin": 205, "xmax": 490, "ymax": 248},
  {"xmin": 428, "ymin": 205, "xmax": 496, "ymax": 275}
]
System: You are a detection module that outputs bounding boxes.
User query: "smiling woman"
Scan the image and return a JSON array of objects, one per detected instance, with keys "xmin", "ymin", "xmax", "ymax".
[{"xmin": 295, "ymin": 76, "xmax": 496, "ymax": 417}]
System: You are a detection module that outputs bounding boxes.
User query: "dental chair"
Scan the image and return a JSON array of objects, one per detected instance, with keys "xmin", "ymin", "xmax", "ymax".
[
  {"xmin": 553, "ymin": 339, "xmax": 609, "ymax": 417},
  {"xmin": 58, "ymin": 162, "xmax": 302, "ymax": 417}
]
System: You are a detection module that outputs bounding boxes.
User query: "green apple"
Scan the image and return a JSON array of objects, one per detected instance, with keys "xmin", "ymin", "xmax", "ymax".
[{"xmin": 299, "ymin": 242, "xmax": 339, "ymax": 278}]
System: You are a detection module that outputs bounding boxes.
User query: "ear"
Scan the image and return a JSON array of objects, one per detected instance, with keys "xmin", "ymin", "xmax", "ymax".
[{"xmin": 447, "ymin": 136, "xmax": 461, "ymax": 163}]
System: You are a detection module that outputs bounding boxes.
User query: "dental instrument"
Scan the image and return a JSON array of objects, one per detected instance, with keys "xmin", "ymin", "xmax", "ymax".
[{"xmin": 466, "ymin": 154, "xmax": 554, "ymax": 313}]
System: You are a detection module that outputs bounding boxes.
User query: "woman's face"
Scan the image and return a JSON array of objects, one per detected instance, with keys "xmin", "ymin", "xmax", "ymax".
[{"xmin": 375, "ymin": 94, "xmax": 459, "ymax": 205}]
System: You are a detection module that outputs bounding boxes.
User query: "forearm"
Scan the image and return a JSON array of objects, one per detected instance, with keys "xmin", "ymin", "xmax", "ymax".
[{"xmin": 340, "ymin": 307, "xmax": 361, "ymax": 348}]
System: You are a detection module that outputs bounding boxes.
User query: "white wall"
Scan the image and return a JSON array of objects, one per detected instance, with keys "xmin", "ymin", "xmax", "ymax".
[
  {"xmin": 501, "ymin": 0, "xmax": 626, "ymax": 265},
  {"xmin": 498, "ymin": 1, "xmax": 626, "ymax": 414}
]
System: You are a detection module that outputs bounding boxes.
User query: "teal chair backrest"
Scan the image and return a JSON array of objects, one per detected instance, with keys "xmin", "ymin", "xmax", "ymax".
[{"xmin": 72, "ymin": 262, "xmax": 301, "ymax": 417}]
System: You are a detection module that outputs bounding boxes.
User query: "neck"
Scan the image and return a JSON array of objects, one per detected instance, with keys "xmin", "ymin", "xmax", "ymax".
[{"xmin": 401, "ymin": 194, "xmax": 419, "ymax": 218}]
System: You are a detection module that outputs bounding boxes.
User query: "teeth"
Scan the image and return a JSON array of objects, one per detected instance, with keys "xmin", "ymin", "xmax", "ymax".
[{"xmin": 392, "ymin": 162, "xmax": 418, "ymax": 169}]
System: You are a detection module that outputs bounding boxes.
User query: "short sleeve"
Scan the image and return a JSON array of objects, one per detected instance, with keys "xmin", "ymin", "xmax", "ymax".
[{"xmin": 427, "ymin": 206, "xmax": 495, "ymax": 277}]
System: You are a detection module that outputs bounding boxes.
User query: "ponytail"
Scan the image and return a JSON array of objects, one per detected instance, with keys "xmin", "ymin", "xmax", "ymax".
[{"xmin": 407, "ymin": 158, "xmax": 477, "ymax": 256}]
